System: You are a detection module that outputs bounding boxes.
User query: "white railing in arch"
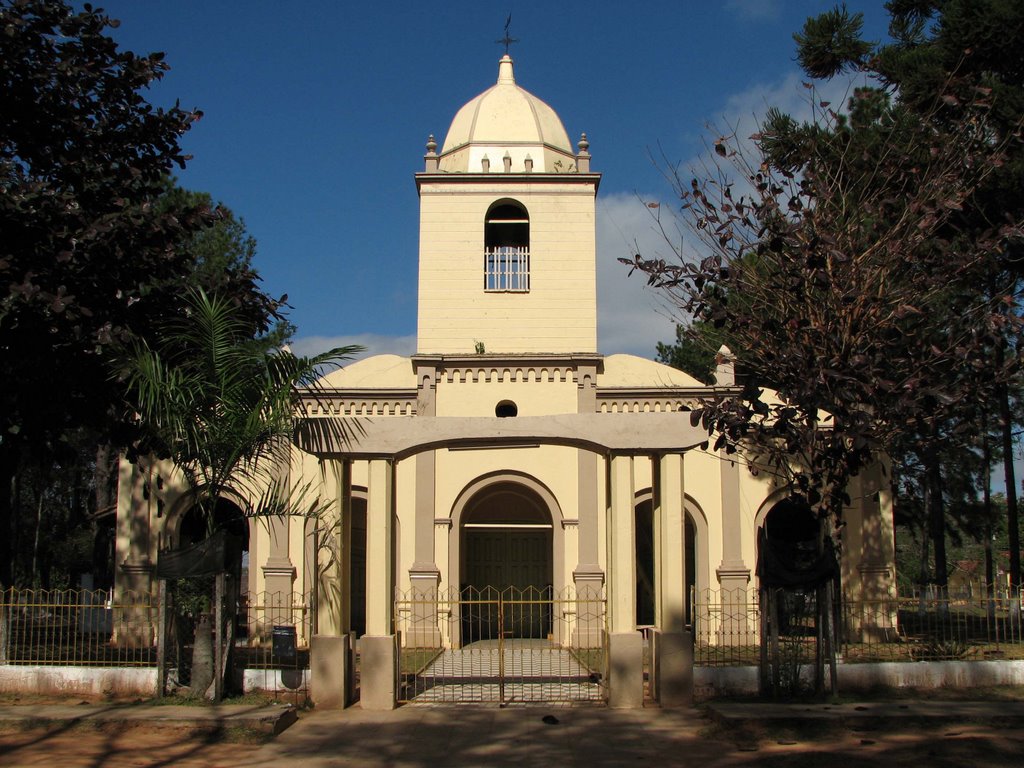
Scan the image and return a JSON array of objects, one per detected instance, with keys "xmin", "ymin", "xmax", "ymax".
[{"xmin": 484, "ymin": 247, "xmax": 530, "ymax": 292}]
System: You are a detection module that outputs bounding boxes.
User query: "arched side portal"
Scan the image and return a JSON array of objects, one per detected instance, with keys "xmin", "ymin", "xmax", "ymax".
[
  {"xmin": 635, "ymin": 490, "xmax": 709, "ymax": 630},
  {"xmin": 173, "ymin": 497, "xmax": 252, "ymax": 592}
]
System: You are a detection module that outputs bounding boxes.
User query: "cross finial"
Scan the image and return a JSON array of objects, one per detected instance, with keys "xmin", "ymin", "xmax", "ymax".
[{"xmin": 495, "ymin": 13, "xmax": 519, "ymax": 55}]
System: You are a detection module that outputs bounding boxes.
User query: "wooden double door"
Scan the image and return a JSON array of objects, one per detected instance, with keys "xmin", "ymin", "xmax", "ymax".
[{"xmin": 462, "ymin": 528, "xmax": 552, "ymax": 641}]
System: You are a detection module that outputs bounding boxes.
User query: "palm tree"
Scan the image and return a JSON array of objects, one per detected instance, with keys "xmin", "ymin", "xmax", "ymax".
[{"xmin": 120, "ymin": 288, "xmax": 361, "ymax": 697}]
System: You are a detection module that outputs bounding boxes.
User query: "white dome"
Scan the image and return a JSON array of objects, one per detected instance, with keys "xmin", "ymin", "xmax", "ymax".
[{"xmin": 438, "ymin": 56, "xmax": 576, "ymax": 173}]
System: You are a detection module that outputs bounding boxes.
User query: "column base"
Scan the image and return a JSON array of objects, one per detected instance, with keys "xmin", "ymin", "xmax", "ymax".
[
  {"xmin": 717, "ymin": 566, "xmax": 755, "ymax": 646},
  {"xmin": 656, "ymin": 630, "xmax": 693, "ymax": 707},
  {"xmin": 116, "ymin": 561, "xmax": 155, "ymax": 647},
  {"xmin": 360, "ymin": 634, "xmax": 398, "ymax": 710},
  {"xmin": 406, "ymin": 571, "xmax": 443, "ymax": 648},
  {"xmin": 608, "ymin": 631, "xmax": 644, "ymax": 709},
  {"xmin": 572, "ymin": 568, "xmax": 605, "ymax": 648},
  {"xmin": 310, "ymin": 634, "xmax": 353, "ymax": 709}
]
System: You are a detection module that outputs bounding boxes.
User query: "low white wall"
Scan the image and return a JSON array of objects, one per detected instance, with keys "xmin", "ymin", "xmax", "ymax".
[
  {"xmin": 839, "ymin": 659, "xmax": 1024, "ymax": 690},
  {"xmin": 695, "ymin": 660, "xmax": 1024, "ymax": 699},
  {"xmin": 0, "ymin": 665, "xmax": 309, "ymax": 697},
  {"xmin": 241, "ymin": 668, "xmax": 309, "ymax": 693},
  {"xmin": 0, "ymin": 666, "xmax": 157, "ymax": 697}
]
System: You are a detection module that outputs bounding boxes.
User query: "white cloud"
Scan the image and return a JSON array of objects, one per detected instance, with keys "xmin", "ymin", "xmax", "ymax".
[
  {"xmin": 289, "ymin": 333, "xmax": 416, "ymax": 361},
  {"xmin": 706, "ymin": 70, "xmax": 873, "ymax": 171},
  {"xmin": 595, "ymin": 72, "xmax": 877, "ymax": 360},
  {"xmin": 597, "ymin": 192, "xmax": 682, "ymax": 357},
  {"xmin": 725, "ymin": 0, "xmax": 780, "ymax": 21}
]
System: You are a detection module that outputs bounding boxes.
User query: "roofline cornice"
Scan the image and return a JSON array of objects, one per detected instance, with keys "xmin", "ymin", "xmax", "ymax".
[{"xmin": 415, "ymin": 172, "xmax": 601, "ymax": 192}]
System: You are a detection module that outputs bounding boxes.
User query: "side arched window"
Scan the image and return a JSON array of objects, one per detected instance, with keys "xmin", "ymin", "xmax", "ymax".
[{"xmin": 484, "ymin": 200, "xmax": 529, "ymax": 292}]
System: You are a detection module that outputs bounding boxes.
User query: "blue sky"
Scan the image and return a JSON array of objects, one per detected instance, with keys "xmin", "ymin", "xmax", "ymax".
[{"xmin": 99, "ymin": 1, "xmax": 890, "ymax": 358}]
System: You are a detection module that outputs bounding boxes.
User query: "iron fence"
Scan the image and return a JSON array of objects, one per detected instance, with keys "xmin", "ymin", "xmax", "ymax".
[
  {"xmin": 842, "ymin": 590, "xmax": 1024, "ymax": 662},
  {"xmin": 231, "ymin": 589, "xmax": 315, "ymax": 669},
  {"xmin": 692, "ymin": 587, "xmax": 762, "ymax": 666},
  {"xmin": 0, "ymin": 586, "xmax": 315, "ymax": 682},
  {"xmin": 0, "ymin": 588, "xmax": 157, "ymax": 666},
  {"xmin": 692, "ymin": 587, "xmax": 1024, "ymax": 666}
]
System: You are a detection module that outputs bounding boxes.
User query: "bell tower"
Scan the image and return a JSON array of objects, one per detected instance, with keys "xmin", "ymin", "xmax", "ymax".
[{"xmin": 415, "ymin": 56, "xmax": 601, "ymax": 355}]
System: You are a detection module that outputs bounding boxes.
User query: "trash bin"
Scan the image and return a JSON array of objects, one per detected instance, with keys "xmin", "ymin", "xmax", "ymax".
[{"xmin": 272, "ymin": 625, "xmax": 297, "ymax": 664}]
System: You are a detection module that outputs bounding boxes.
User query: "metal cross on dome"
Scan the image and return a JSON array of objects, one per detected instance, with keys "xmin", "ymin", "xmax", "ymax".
[{"xmin": 495, "ymin": 13, "xmax": 519, "ymax": 55}]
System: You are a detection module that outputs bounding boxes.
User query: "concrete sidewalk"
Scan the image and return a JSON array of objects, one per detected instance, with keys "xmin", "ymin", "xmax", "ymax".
[
  {"xmin": 2, "ymin": 699, "xmax": 1024, "ymax": 767},
  {"xmin": 707, "ymin": 699, "xmax": 1024, "ymax": 727},
  {"xmin": 246, "ymin": 705, "xmax": 717, "ymax": 767},
  {"xmin": 244, "ymin": 699, "xmax": 1024, "ymax": 767},
  {"xmin": 0, "ymin": 701, "xmax": 297, "ymax": 735}
]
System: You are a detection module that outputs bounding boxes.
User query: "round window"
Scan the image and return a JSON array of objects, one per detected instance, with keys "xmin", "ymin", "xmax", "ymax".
[{"xmin": 495, "ymin": 400, "xmax": 518, "ymax": 418}]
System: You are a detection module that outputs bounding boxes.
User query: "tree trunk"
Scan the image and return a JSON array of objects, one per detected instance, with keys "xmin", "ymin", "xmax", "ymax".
[
  {"xmin": 925, "ymin": 448, "xmax": 947, "ymax": 592},
  {"xmin": 0, "ymin": 443, "xmax": 18, "ymax": 587},
  {"xmin": 31, "ymin": 489, "xmax": 43, "ymax": 588},
  {"xmin": 188, "ymin": 613, "xmax": 214, "ymax": 698},
  {"xmin": 94, "ymin": 443, "xmax": 115, "ymax": 516},
  {"xmin": 998, "ymin": 381, "xmax": 1020, "ymax": 592}
]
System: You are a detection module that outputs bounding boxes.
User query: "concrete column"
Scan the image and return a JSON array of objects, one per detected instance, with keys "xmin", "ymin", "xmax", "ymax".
[
  {"xmin": 716, "ymin": 455, "xmax": 752, "ymax": 644},
  {"xmin": 362, "ymin": 458, "xmax": 397, "ymax": 710},
  {"xmin": 655, "ymin": 453, "xmax": 693, "ymax": 707},
  {"xmin": 310, "ymin": 634, "xmax": 353, "ymax": 709},
  {"xmin": 657, "ymin": 453, "xmax": 687, "ymax": 632},
  {"xmin": 574, "ymin": 363, "xmax": 604, "ymax": 596},
  {"xmin": 115, "ymin": 458, "xmax": 155, "ymax": 646},
  {"xmin": 262, "ymin": 459, "xmax": 296, "ymax": 631},
  {"xmin": 854, "ymin": 461, "xmax": 897, "ymax": 640},
  {"xmin": 409, "ymin": 453, "xmax": 442, "ymax": 647},
  {"xmin": 573, "ymin": 451, "xmax": 604, "ymax": 597},
  {"xmin": 262, "ymin": 515, "xmax": 295, "ymax": 595},
  {"xmin": 310, "ymin": 460, "xmax": 353, "ymax": 709},
  {"xmin": 262, "ymin": 457, "xmax": 296, "ymax": 625},
  {"xmin": 607, "ymin": 454, "xmax": 642, "ymax": 708},
  {"xmin": 434, "ymin": 518, "xmax": 453, "ymax": 646},
  {"xmin": 316, "ymin": 459, "xmax": 351, "ymax": 636}
]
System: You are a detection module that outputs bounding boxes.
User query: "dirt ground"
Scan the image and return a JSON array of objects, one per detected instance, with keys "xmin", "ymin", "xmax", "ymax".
[
  {"xmin": 701, "ymin": 720, "xmax": 1024, "ymax": 768},
  {"xmin": 3, "ymin": 687, "xmax": 1024, "ymax": 768},
  {"xmin": 1, "ymin": 715, "xmax": 1023, "ymax": 767},
  {"xmin": 0, "ymin": 722, "xmax": 265, "ymax": 768}
]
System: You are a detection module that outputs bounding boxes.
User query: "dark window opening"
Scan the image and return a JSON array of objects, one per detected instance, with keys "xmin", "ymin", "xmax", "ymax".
[{"xmin": 495, "ymin": 400, "xmax": 518, "ymax": 418}]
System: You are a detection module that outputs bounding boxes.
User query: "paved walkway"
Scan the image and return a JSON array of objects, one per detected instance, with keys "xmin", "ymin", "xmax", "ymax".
[{"xmin": 409, "ymin": 640, "xmax": 603, "ymax": 703}]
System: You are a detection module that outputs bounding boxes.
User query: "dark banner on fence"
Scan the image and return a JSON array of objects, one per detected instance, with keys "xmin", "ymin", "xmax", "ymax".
[{"xmin": 156, "ymin": 532, "xmax": 243, "ymax": 579}]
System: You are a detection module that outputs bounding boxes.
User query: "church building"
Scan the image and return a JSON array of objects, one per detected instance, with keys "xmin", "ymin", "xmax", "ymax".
[{"xmin": 114, "ymin": 54, "xmax": 897, "ymax": 708}]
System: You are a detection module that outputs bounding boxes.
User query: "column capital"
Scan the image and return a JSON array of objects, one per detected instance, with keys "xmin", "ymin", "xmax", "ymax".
[
  {"xmin": 409, "ymin": 563, "xmax": 441, "ymax": 579},
  {"xmin": 573, "ymin": 564, "xmax": 605, "ymax": 582},
  {"xmin": 716, "ymin": 564, "xmax": 751, "ymax": 582},
  {"xmin": 262, "ymin": 561, "xmax": 296, "ymax": 579},
  {"xmin": 119, "ymin": 559, "xmax": 154, "ymax": 575}
]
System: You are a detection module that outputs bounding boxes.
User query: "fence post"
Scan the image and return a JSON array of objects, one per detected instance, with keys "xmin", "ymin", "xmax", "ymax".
[
  {"xmin": 155, "ymin": 580, "xmax": 167, "ymax": 698},
  {"xmin": 213, "ymin": 573, "xmax": 225, "ymax": 702},
  {"xmin": 0, "ymin": 587, "xmax": 8, "ymax": 664}
]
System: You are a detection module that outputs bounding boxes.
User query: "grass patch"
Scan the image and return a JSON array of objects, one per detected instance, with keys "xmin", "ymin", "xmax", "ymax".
[{"xmin": 399, "ymin": 648, "xmax": 443, "ymax": 675}]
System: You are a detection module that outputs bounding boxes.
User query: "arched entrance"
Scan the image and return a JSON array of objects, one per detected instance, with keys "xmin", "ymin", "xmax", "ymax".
[
  {"xmin": 634, "ymin": 495, "xmax": 700, "ymax": 628},
  {"xmin": 759, "ymin": 496, "xmax": 827, "ymax": 641},
  {"xmin": 178, "ymin": 498, "xmax": 250, "ymax": 584},
  {"xmin": 460, "ymin": 481, "xmax": 553, "ymax": 640},
  {"xmin": 178, "ymin": 498, "xmax": 251, "ymax": 635},
  {"xmin": 762, "ymin": 496, "xmax": 818, "ymax": 545}
]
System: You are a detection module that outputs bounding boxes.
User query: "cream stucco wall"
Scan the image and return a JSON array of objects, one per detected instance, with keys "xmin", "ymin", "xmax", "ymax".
[{"xmin": 416, "ymin": 179, "xmax": 597, "ymax": 354}]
